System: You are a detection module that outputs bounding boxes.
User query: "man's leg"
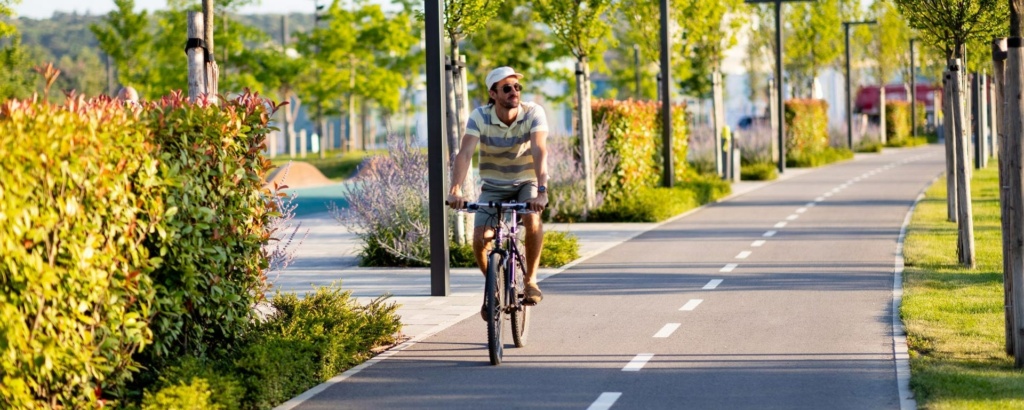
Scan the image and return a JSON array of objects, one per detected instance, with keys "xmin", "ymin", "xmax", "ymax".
[
  {"xmin": 472, "ymin": 226, "xmax": 494, "ymax": 276},
  {"xmin": 522, "ymin": 213, "xmax": 544, "ymax": 303}
]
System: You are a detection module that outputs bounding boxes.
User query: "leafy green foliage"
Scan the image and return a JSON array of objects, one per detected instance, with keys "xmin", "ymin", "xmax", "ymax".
[
  {"xmin": 869, "ymin": 0, "xmax": 913, "ymax": 84},
  {"xmin": 892, "ymin": 0, "xmax": 1006, "ymax": 59},
  {"xmin": 885, "ymin": 100, "xmax": 912, "ymax": 143},
  {"xmin": 90, "ymin": 0, "xmax": 152, "ymax": 92},
  {"xmin": 0, "ymin": 97, "xmax": 164, "ymax": 407},
  {"xmin": 741, "ymin": 162, "xmax": 778, "ymax": 181},
  {"xmin": 786, "ymin": 0, "xmax": 856, "ymax": 96},
  {"xmin": 533, "ymin": 0, "xmax": 615, "ymax": 61},
  {"xmin": 0, "ymin": 0, "xmax": 19, "ymax": 39},
  {"xmin": 787, "ymin": 147, "xmax": 854, "ymax": 168},
  {"xmin": 540, "ymin": 231, "xmax": 580, "ymax": 267},
  {"xmin": 588, "ymin": 99, "xmax": 690, "ymax": 204},
  {"xmin": 141, "ymin": 378, "xmax": 221, "ymax": 410},
  {"xmin": 140, "ymin": 92, "xmax": 277, "ymax": 364},
  {"xmin": 590, "ymin": 186, "xmax": 697, "ymax": 222},
  {"xmin": 784, "ymin": 99, "xmax": 830, "ymax": 160}
]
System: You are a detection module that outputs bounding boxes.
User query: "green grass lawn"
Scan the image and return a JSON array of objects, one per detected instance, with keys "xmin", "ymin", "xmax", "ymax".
[
  {"xmin": 902, "ymin": 164, "xmax": 1024, "ymax": 409},
  {"xmin": 270, "ymin": 149, "xmax": 380, "ymax": 181}
]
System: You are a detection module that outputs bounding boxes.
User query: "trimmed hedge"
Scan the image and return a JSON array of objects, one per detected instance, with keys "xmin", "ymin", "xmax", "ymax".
[
  {"xmin": 0, "ymin": 97, "xmax": 164, "ymax": 407},
  {"xmin": 590, "ymin": 99, "xmax": 689, "ymax": 203},
  {"xmin": 784, "ymin": 99, "xmax": 829, "ymax": 159},
  {"xmin": 0, "ymin": 92, "xmax": 282, "ymax": 407}
]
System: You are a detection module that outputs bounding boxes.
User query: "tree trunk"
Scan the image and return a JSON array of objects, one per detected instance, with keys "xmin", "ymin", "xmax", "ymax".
[
  {"xmin": 994, "ymin": 37, "xmax": 1015, "ymax": 357},
  {"xmin": 950, "ymin": 58, "xmax": 976, "ymax": 268},
  {"xmin": 1007, "ymin": 34, "xmax": 1024, "ymax": 366}
]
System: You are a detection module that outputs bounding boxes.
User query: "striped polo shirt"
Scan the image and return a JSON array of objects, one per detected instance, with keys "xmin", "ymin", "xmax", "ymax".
[{"xmin": 465, "ymin": 101, "xmax": 548, "ymax": 188}]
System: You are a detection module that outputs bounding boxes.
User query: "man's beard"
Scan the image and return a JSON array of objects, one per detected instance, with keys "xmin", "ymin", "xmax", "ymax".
[{"xmin": 499, "ymin": 96, "xmax": 518, "ymax": 109}]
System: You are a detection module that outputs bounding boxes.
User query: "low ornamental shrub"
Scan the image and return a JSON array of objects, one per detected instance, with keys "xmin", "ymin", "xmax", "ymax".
[
  {"xmin": 546, "ymin": 123, "xmax": 618, "ymax": 223},
  {"xmin": 540, "ymin": 231, "xmax": 581, "ymax": 267},
  {"xmin": 590, "ymin": 186, "xmax": 698, "ymax": 222},
  {"xmin": 787, "ymin": 146, "xmax": 854, "ymax": 167},
  {"xmin": 741, "ymin": 162, "xmax": 778, "ymax": 181},
  {"xmin": 676, "ymin": 171, "xmax": 732, "ymax": 204},
  {"xmin": 784, "ymin": 99, "xmax": 829, "ymax": 159},
  {"xmin": 885, "ymin": 100, "xmax": 912, "ymax": 143}
]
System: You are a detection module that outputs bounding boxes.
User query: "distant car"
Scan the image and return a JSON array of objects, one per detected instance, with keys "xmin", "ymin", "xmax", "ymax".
[{"xmin": 737, "ymin": 116, "xmax": 769, "ymax": 130}]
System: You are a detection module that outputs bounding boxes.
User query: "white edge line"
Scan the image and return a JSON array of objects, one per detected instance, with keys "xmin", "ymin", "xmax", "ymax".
[
  {"xmin": 890, "ymin": 174, "xmax": 939, "ymax": 410},
  {"xmin": 587, "ymin": 392, "xmax": 623, "ymax": 410}
]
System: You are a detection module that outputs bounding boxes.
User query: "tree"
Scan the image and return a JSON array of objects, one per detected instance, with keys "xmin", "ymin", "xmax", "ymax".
[
  {"xmin": 785, "ymin": 0, "xmax": 856, "ymax": 98},
  {"xmin": 0, "ymin": 0, "xmax": 19, "ymax": 39},
  {"xmin": 674, "ymin": 0, "xmax": 747, "ymax": 98},
  {"xmin": 534, "ymin": 0, "xmax": 616, "ymax": 209},
  {"xmin": 90, "ymin": 0, "xmax": 153, "ymax": 93},
  {"xmin": 892, "ymin": 0, "xmax": 1006, "ymax": 59},
  {"xmin": 869, "ymin": 0, "xmax": 912, "ymax": 85}
]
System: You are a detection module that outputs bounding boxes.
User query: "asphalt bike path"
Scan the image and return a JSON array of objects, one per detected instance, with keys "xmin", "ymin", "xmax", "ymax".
[{"xmin": 281, "ymin": 145, "xmax": 944, "ymax": 409}]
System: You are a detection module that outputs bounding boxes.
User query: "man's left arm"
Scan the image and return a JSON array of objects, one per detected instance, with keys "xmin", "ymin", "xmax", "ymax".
[{"xmin": 528, "ymin": 129, "xmax": 549, "ymax": 212}]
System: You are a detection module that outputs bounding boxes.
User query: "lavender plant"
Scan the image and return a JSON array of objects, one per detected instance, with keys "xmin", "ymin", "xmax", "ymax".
[
  {"xmin": 546, "ymin": 122, "xmax": 618, "ymax": 222},
  {"xmin": 736, "ymin": 124, "xmax": 775, "ymax": 165},
  {"xmin": 262, "ymin": 163, "xmax": 308, "ymax": 286},
  {"xmin": 331, "ymin": 137, "xmax": 432, "ymax": 266},
  {"xmin": 687, "ymin": 124, "xmax": 717, "ymax": 174}
]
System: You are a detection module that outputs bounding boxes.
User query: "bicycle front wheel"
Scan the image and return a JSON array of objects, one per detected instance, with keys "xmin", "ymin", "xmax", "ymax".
[
  {"xmin": 486, "ymin": 252, "xmax": 505, "ymax": 365},
  {"xmin": 510, "ymin": 252, "xmax": 529, "ymax": 347}
]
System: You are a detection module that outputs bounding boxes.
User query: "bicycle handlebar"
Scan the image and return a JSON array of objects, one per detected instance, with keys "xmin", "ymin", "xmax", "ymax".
[{"xmin": 445, "ymin": 201, "xmax": 533, "ymax": 213}]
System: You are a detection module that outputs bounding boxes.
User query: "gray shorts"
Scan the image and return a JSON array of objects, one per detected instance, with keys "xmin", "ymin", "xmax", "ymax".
[{"xmin": 474, "ymin": 183, "xmax": 537, "ymax": 228}]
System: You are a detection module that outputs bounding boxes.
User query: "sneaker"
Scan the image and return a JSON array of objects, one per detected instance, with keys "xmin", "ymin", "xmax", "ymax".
[{"xmin": 523, "ymin": 283, "xmax": 543, "ymax": 305}]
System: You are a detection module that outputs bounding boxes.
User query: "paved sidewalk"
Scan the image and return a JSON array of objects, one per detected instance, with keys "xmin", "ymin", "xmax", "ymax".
[{"xmin": 270, "ymin": 168, "xmax": 813, "ymax": 341}]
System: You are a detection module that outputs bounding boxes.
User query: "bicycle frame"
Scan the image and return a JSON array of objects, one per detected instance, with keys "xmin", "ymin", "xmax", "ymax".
[{"xmin": 463, "ymin": 201, "xmax": 529, "ymax": 312}]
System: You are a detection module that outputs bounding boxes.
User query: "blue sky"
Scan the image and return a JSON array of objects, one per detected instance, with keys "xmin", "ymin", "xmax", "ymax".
[{"xmin": 14, "ymin": 0, "xmax": 322, "ymax": 19}]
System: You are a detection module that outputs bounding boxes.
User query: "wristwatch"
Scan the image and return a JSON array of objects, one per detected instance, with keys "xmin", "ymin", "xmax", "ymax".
[{"xmin": 537, "ymin": 185, "xmax": 547, "ymax": 194}]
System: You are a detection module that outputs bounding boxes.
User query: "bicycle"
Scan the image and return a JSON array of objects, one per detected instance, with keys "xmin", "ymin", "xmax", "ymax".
[{"xmin": 451, "ymin": 200, "xmax": 532, "ymax": 365}]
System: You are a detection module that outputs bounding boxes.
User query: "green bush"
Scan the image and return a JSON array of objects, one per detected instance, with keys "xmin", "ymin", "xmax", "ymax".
[
  {"xmin": 887, "ymin": 135, "xmax": 929, "ymax": 148},
  {"xmin": 885, "ymin": 100, "xmax": 912, "ymax": 143},
  {"xmin": 676, "ymin": 172, "xmax": 732, "ymax": 204},
  {"xmin": 741, "ymin": 162, "xmax": 778, "ymax": 181},
  {"xmin": 540, "ymin": 231, "xmax": 580, "ymax": 267},
  {"xmin": 143, "ymin": 356, "xmax": 244, "ymax": 410},
  {"xmin": 590, "ymin": 186, "xmax": 697, "ymax": 222},
  {"xmin": 591, "ymin": 99, "xmax": 689, "ymax": 203},
  {"xmin": 141, "ymin": 94, "xmax": 277, "ymax": 365},
  {"xmin": 784, "ymin": 99, "xmax": 830, "ymax": 159},
  {"xmin": 787, "ymin": 146, "xmax": 854, "ymax": 167},
  {"xmin": 449, "ymin": 241, "xmax": 477, "ymax": 268},
  {"xmin": 141, "ymin": 378, "xmax": 220, "ymax": 410},
  {"xmin": 0, "ymin": 99, "xmax": 164, "ymax": 407}
]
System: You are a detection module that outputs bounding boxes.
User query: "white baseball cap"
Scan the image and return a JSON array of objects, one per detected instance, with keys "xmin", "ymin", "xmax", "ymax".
[{"xmin": 485, "ymin": 67, "xmax": 524, "ymax": 91}]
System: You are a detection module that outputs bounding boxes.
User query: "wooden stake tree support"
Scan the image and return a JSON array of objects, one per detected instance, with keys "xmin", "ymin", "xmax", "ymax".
[
  {"xmin": 185, "ymin": 10, "xmax": 218, "ymax": 102},
  {"xmin": 1005, "ymin": 35, "xmax": 1024, "ymax": 367},
  {"xmin": 993, "ymin": 37, "xmax": 1016, "ymax": 357}
]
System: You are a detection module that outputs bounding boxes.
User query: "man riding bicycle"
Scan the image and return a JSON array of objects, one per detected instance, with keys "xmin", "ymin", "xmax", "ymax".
[{"xmin": 446, "ymin": 66, "xmax": 549, "ymax": 317}]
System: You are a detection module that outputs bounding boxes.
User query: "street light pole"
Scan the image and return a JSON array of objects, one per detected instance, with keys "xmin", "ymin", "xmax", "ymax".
[{"xmin": 843, "ymin": 20, "xmax": 877, "ymax": 150}]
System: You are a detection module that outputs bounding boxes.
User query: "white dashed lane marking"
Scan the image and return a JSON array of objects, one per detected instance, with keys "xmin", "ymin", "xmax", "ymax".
[
  {"xmin": 774, "ymin": 221, "xmax": 787, "ymax": 228},
  {"xmin": 751, "ymin": 240, "xmax": 766, "ymax": 247},
  {"xmin": 653, "ymin": 323, "xmax": 681, "ymax": 338},
  {"xmin": 704, "ymin": 279, "xmax": 724, "ymax": 289},
  {"xmin": 622, "ymin": 354, "xmax": 654, "ymax": 371},
  {"xmin": 720, "ymin": 263, "xmax": 738, "ymax": 272},
  {"xmin": 735, "ymin": 251, "xmax": 752, "ymax": 259},
  {"xmin": 763, "ymin": 230, "xmax": 777, "ymax": 237},
  {"xmin": 786, "ymin": 214, "xmax": 799, "ymax": 220},
  {"xmin": 587, "ymin": 393, "xmax": 622, "ymax": 410},
  {"xmin": 680, "ymin": 299, "xmax": 703, "ymax": 311}
]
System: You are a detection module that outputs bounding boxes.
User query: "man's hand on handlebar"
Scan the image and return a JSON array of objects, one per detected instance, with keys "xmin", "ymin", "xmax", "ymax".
[
  {"xmin": 526, "ymin": 193, "xmax": 547, "ymax": 213},
  {"xmin": 447, "ymin": 193, "xmax": 467, "ymax": 210}
]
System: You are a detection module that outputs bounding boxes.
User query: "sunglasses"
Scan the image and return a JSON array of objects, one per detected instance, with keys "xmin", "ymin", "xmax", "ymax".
[{"xmin": 497, "ymin": 83, "xmax": 522, "ymax": 94}]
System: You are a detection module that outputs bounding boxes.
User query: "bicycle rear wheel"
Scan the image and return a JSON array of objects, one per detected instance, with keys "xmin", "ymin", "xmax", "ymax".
[
  {"xmin": 486, "ymin": 252, "xmax": 505, "ymax": 365},
  {"xmin": 510, "ymin": 252, "xmax": 529, "ymax": 347}
]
